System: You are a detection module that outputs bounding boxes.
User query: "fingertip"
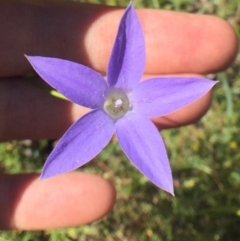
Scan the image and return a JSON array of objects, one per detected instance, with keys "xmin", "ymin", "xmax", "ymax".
[
  {"xmin": 3, "ymin": 173, "xmax": 115, "ymax": 230},
  {"xmin": 202, "ymin": 16, "xmax": 238, "ymax": 72},
  {"xmin": 139, "ymin": 10, "xmax": 238, "ymax": 74}
]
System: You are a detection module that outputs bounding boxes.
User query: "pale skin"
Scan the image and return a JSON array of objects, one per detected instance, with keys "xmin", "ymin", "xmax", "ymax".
[{"xmin": 0, "ymin": 0, "xmax": 238, "ymax": 230}]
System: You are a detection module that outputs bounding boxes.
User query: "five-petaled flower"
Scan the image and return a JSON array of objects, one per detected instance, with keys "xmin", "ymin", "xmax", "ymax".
[{"xmin": 26, "ymin": 3, "xmax": 217, "ymax": 195}]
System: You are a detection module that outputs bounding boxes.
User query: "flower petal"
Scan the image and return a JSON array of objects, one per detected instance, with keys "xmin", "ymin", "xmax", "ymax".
[
  {"xmin": 26, "ymin": 55, "xmax": 107, "ymax": 109},
  {"xmin": 116, "ymin": 112, "xmax": 174, "ymax": 195},
  {"xmin": 41, "ymin": 110, "xmax": 115, "ymax": 179},
  {"xmin": 131, "ymin": 77, "xmax": 217, "ymax": 117},
  {"xmin": 107, "ymin": 3, "xmax": 145, "ymax": 90}
]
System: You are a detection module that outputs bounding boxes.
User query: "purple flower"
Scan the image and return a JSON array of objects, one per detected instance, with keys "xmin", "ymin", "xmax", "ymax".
[{"xmin": 26, "ymin": 3, "xmax": 216, "ymax": 195}]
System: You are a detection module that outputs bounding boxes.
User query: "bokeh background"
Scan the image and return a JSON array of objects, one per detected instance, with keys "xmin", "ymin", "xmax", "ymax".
[{"xmin": 0, "ymin": 0, "xmax": 240, "ymax": 240}]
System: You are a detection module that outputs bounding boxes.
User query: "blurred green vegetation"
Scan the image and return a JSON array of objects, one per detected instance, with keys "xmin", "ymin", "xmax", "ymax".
[{"xmin": 1, "ymin": 0, "xmax": 240, "ymax": 240}]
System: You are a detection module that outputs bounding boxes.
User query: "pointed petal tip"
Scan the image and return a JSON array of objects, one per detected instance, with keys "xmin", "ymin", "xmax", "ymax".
[
  {"xmin": 24, "ymin": 54, "xmax": 34, "ymax": 61},
  {"xmin": 155, "ymin": 180, "xmax": 174, "ymax": 196},
  {"xmin": 39, "ymin": 169, "xmax": 55, "ymax": 180},
  {"xmin": 39, "ymin": 172, "xmax": 49, "ymax": 181},
  {"xmin": 24, "ymin": 54, "xmax": 31, "ymax": 62},
  {"xmin": 39, "ymin": 170, "xmax": 64, "ymax": 181},
  {"xmin": 171, "ymin": 192, "xmax": 175, "ymax": 197},
  {"xmin": 128, "ymin": 1, "xmax": 133, "ymax": 7},
  {"xmin": 164, "ymin": 186, "xmax": 175, "ymax": 196},
  {"xmin": 24, "ymin": 55, "xmax": 42, "ymax": 67}
]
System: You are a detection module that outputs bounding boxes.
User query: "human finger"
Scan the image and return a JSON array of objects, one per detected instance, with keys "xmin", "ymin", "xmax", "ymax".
[
  {"xmin": 0, "ymin": 172, "xmax": 115, "ymax": 230},
  {"xmin": 0, "ymin": 75, "xmax": 214, "ymax": 141},
  {"xmin": 0, "ymin": 1, "xmax": 237, "ymax": 77}
]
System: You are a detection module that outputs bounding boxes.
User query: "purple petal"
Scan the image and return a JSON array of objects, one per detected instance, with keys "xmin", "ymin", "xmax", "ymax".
[
  {"xmin": 131, "ymin": 77, "xmax": 217, "ymax": 117},
  {"xmin": 107, "ymin": 3, "xmax": 145, "ymax": 90},
  {"xmin": 116, "ymin": 112, "xmax": 174, "ymax": 195},
  {"xmin": 41, "ymin": 110, "xmax": 115, "ymax": 179},
  {"xmin": 26, "ymin": 55, "xmax": 107, "ymax": 109}
]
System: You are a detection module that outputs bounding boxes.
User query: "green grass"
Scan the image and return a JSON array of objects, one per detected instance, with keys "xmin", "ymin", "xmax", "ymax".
[{"xmin": 1, "ymin": 0, "xmax": 240, "ymax": 240}]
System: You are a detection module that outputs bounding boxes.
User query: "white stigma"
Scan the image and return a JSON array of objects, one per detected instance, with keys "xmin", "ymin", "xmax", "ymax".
[
  {"xmin": 103, "ymin": 89, "xmax": 130, "ymax": 120},
  {"xmin": 115, "ymin": 99, "xmax": 123, "ymax": 108}
]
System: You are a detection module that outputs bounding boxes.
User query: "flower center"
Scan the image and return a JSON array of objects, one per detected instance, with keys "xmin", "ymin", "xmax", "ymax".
[{"xmin": 103, "ymin": 89, "xmax": 130, "ymax": 120}]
